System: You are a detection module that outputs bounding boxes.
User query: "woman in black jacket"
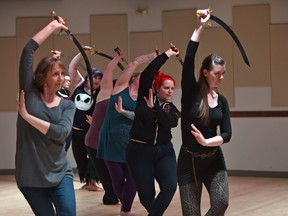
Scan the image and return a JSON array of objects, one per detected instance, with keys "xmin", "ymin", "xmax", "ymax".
[{"xmin": 126, "ymin": 47, "xmax": 180, "ymax": 216}]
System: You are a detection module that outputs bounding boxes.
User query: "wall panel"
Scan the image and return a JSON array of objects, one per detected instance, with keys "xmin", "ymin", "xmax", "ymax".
[
  {"xmin": 53, "ymin": 34, "xmax": 90, "ymax": 80},
  {"xmin": 0, "ymin": 37, "xmax": 17, "ymax": 111},
  {"xmin": 162, "ymin": 9, "xmax": 196, "ymax": 88},
  {"xmin": 16, "ymin": 17, "xmax": 52, "ymax": 72},
  {"xmin": 90, "ymin": 14, "xmax": 128, "ymax": 79},
  {"xmin": 233, "ymin": 5, "xmax": 270, "ymax": 87},
  {"xmin": 270, "ymin": 24, "xmax": 288, "ymax": 106},
  {"xmin": 130, "ymin": 31, "xmax": 162, "ymax": 73}
]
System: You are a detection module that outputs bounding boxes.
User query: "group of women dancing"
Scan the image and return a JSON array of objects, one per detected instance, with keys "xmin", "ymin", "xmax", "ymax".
[{"xmin": 15, "ymin": 8, "xmax": 232, "ymax": 216}]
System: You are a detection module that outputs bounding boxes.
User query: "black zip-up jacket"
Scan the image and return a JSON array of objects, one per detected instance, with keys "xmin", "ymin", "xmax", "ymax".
[{"xmin": 129, "ymin": 52, "xmax": 180, "ymax": 145}]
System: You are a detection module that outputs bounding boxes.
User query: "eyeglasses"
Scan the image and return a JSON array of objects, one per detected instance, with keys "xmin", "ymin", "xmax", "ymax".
[{"xmin": 65, "ymin": 79, "xmax": 71, "ymax": 83}]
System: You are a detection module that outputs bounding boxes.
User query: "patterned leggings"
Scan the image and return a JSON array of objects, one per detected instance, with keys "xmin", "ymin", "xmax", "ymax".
[{"xmin": 179, "ymin": 170, "xmax": 229, "ymax": 216}]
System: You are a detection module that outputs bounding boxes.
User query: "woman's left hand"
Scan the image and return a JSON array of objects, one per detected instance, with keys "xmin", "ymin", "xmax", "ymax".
[
  {"xmin": 191, "ymin": 123, "xmax": 207, "ymax": 146},
  {"xmin": 115, "ymin": 96, "xmax": 125, "ymax": 113},
  {"xmin": 16, "ymin": 90, "xmax": 29, "ymax": 120},
  {"xmin": 144, "ymin": 88, "xmax": 154, "ymax": 109},
  {"xmin": 86, "ymin": 115, "xmax": 92, "ymax": 125}
]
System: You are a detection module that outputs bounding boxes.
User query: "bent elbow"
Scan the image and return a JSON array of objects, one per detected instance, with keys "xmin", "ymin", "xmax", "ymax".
[
  {"xmin": 222, "ymin": 131, "xmax": 232, "ymax": 143},
  {"xmin": 225, "ymin": 132, "xmax": 232, "ymax": 143}
]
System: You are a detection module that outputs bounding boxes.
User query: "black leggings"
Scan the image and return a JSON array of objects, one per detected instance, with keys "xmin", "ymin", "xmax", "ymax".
[
  {"xmin": 179, "ymin": 170, "xmax": 229, "ymax": 216},
  {"xmin": 72, "ymin": 129, "xmax": 97, "ymax": 183},
  {"xmin": 86, "ymin": 146, "xmax": 118, "ymax": 204}
]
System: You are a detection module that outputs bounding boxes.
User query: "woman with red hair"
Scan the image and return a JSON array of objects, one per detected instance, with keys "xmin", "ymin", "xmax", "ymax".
[{"xmin": 126, "ymin": 47, "xmax": 180, "ymax": 216}]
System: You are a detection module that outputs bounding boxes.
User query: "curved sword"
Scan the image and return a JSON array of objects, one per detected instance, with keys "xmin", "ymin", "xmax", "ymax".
[
  {"xmin": 210, "ymin": 15, "xmax": 250, "ymax": 67},
  {"xmin": 197, "ymin": 9, "xmax": 250, "ymax": 67},
  {"xmin": 94, "ymin": 50, "xmax": 125, "ymax": 71},
  {"xmin": 51, "ymin": 11, "xmax": 95, "ymax": 97}
]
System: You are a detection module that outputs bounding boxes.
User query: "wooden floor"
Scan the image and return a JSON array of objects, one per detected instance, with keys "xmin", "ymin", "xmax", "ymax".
[{"xmin": 0, "ymin": 175, "xmax": 288, "ymax": 216}]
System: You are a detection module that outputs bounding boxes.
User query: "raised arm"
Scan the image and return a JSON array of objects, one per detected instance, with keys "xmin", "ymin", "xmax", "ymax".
[
  {"xmin": 181, "ymin": 9, "xmax": 211, "ymax": 104},
  {"xmin": 32, "ymin": 18, "xmax": 68, "ymax": 46},
  {"xmin": 19, "ymin": 18, "xmax": 67, "ymax": 91},
  {"xmin": 18, "ymin": 17, "xmax": 69, "ymax": 135},
  {"xmin": 138, "ymin": 47, "xmax": 179, "ymax": 100},
  {"xmin": 68, "ymin": 46, "xmax": 93, "ymax": 92},
  {"xmin": 191, "ymin": 9, "xmax": 211, "ymax": 42},
  {"xmin": 96, "ymin": 50, "xmax": 123, "ymax": 103},
  {"xmin": 112, "ymin": 52, "xmax": 157, "ymax": 95}
]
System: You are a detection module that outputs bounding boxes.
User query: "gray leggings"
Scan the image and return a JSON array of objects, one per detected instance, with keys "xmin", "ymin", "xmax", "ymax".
[{"xmin": 179, "ymin": 170, "xmax": 229, "ymax": 216}]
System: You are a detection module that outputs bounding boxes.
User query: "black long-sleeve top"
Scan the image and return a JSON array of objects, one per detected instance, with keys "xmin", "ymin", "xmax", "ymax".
[
  {"xmin": 181, "ymin": 40, "xmax": 232, "ymax": 153},
  {"xmin": 129, "ymin": 53, "xmax": 180, "ymax": 145}
]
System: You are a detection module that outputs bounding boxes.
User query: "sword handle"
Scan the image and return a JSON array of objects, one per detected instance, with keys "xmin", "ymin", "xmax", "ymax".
[
  {"xmin": 196, "ymin": 7, "xmax": 212, "ymax": 26},
  {"xmin": 196, "ymin": 7, "xmax": 212, "ymax": 17},
  {"xmin": 170, "ymin": 43, "xmax": 178, "ymax": 50},
  {"xmin": 50, "ymin": 11, "xmax": 69, "ymax": 33},
  {"xmin": 170, "ymin": 43, "xmax": 183, "ymax": 66},
  {"xmin": 170, "ymin": 43, "xmax": 179, "ymax": 55},
  {"xmin": 155, "ymin": 47, "xmax": 159, "ymax": 56},
  {"xmin": 114, "ymin": 47, "xmax": 128, "ymax": 65}
]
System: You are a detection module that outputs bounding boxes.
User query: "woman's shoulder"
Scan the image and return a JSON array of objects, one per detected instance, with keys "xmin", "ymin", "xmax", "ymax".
[
  {"xmin": 112, "ymin": 87, "xmax": 129, "ymax": 97},
  {"xmin": 218, "ymin": 93, "xmax": 229, "ymax": 106},
  {"xmin": 218, "ymin": 93, "xmax": 227, "ymax": 100},
  {"xmin": 60, "ymin": 98, "xmax": 76, "ymax": 109}
]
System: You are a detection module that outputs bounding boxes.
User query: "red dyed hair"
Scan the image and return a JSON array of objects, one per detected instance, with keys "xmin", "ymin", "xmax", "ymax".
[{"xmin": 152, "ymin": 71, "xmax": 175, "ymax": 92}]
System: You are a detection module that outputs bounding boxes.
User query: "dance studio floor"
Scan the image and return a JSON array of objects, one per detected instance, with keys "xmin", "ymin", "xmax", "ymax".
[{"xmin": 0, "ymin": 174, "xmax": 287, "ymax": 215}]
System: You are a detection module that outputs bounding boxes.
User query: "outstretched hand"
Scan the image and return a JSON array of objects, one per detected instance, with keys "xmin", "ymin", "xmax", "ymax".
[
  {"xmin": 16, "ymin": 90, "xmax": 29, "ymax": 120},
  {"xmin": 144, "ymin": 88, "xmax": 154, "ymax": 109},
  {"xmin": 115, "ymin": 96, "xmax": 125, "ymax": 113}
]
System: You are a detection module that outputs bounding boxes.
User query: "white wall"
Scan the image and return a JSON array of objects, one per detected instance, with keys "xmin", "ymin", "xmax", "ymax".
[{"xmin": 1, "ymin": 0, "xmax": 288, "ymax": 173}]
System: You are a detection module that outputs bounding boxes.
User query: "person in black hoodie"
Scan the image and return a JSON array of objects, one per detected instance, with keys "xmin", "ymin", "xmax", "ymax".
[{"xmin": 126, "ymin": 47, "xmax": 180, "ymax": 216}]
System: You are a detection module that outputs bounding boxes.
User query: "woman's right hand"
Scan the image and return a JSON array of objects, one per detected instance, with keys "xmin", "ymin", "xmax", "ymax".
[
  {"xmin": 51, "ymin": 15, "xmax": 69, "ymax": 32},
  {"xmin": 197, "ymin": 9, "xmax": 211, "ymax": 26},
  {"xmin": 191, "ymin": 8, "xmax": 211, "ymax": 42},
  {"xmin": 165, "ymin": 46, "xmax": 180, "ymax": 58}
]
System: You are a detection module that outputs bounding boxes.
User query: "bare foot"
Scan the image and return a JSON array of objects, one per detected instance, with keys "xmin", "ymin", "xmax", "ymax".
[
  {"xmin": 120, "ymin": 211, "xmax": 135, "ymax": 216},
  {"xmin": 85, "ymin": 184, "xmax": 104, "ymax": 192}
]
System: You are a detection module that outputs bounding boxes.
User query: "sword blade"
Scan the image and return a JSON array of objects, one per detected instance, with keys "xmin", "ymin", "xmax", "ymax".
[{"xmin": 210, "ymin": 15, "xmax": 250, "ymax": 67}]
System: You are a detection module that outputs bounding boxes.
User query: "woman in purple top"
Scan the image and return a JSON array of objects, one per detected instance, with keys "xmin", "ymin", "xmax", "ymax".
[{"xmin": 85, "ymin": 50, "xmax": 123, "ymax": 205}]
